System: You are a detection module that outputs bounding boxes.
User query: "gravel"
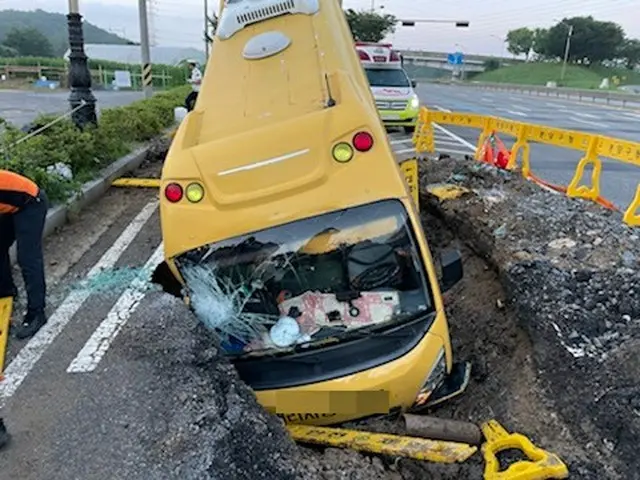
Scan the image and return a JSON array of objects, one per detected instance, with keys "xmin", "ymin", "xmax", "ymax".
[{"xmin": 421, "ymin": 157, "xmax": 640, "ymax": 479}]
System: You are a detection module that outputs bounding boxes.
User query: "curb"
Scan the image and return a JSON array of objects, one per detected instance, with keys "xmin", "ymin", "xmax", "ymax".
[{"xmin": 9, "ymin": 127, "xmax": 175, "ymax": 263}]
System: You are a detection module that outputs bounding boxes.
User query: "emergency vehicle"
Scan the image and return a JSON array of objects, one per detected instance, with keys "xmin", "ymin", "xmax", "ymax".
[{"xmin": 356, "ymin": 41, "xmax": 420, "ymax": 133}]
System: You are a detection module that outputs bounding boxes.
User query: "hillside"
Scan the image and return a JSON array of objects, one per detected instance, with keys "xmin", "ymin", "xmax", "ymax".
[
  {"xmin": 473, "ymin": 62, "xmax": 640, "ymax": 89},
  {"xmin": 0, "ymin": 9, "xmax": 131, "ymax": 57}
]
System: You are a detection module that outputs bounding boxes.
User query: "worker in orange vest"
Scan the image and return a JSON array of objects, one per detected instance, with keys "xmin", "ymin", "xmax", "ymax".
[{"xmin": 0, "ymin": 169, "xmax": 49, "ymax": 339}]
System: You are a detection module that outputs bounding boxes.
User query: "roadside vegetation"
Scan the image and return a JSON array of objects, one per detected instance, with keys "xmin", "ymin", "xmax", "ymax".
[
  {"xmin": 475, "ymin": 16, "xmax": 640, "ymax": 88},
  {"xmin": 473, "ymin": 62, "xmax": 640, "ymax": 89},
  {"xmin": 0, "ymin": 86, "xmax": 189, "ymax": 204}
]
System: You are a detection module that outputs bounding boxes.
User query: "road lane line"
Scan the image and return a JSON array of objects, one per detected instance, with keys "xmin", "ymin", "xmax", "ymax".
[
  {"xmin": 570, "ymin": 117, "xmax": 610, "ymax": 129},
  {"xmin": 437, "ymin": 139, "xmax": 470, "ymax": 146},
  {"xmin": 433, "ymin": 105, "xmax": 451, "ymax": 112},
  {"xmin": 505, "ymin": 110, "xmax": 528, "ymax": 117},
  {"xmin": 67, "ymin": 244, "xmax": 165, "ymax": 373},
  {"xmin": 390, "ymin": 138, "xmax": 410, "ymax": 145},
  {"xmin": 512, "ymin": 105, "xmax": 532, "ymax": 112},
  {"xmin": 0, "ymin": 201, "xmax": 158, "ymax": 401},
  {"xmin": 431, "ymin": 123, "xmax": 476, "ymax": 151},
  {"xmin": 573, "ymin": 112, "xmax": 597, "ymax": 119},
  {"xmin": 395, "ymin": 148, "xmax": 417, "ymax": 154}
]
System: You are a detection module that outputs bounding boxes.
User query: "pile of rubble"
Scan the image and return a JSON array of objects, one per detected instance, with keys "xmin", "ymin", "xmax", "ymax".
[{"xmin": 420, "ymin": 157, "xmax": 640, "ymax": 478}]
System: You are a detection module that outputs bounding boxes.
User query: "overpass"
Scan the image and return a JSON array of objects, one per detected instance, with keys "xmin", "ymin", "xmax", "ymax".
[{"xmin": 397, "ymin": 49, "xmax": 518, "ymax": 73}]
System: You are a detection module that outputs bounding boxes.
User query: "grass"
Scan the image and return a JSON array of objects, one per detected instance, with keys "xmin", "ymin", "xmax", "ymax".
[{"xmin": 472, "ymin": 62, "xmax": 640, "ymax": 89}]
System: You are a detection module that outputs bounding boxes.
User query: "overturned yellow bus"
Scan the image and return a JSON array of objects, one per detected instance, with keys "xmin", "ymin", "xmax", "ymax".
[{"xmin": 158, "ymin": 0, "xmax": 469, "ymax": 425}]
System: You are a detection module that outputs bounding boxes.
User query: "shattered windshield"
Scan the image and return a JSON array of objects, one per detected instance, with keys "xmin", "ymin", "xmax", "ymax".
[
  {"xmin": 365, "ymin": 68, "xmax": 411, "ymax": 88},
  {"xmin": 177, "ymin": 200, "xmax": 433, "ymax": 356}
]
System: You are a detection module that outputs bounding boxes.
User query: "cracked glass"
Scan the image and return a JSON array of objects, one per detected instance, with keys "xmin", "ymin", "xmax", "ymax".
[{"xmin": 178, "ymin": 199, "xmax": 433, "ymax": 355}]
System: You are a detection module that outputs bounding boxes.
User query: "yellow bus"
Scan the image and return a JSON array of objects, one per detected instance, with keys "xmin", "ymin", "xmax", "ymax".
[{"xmin": 157, "ymin": 0, "xmax": 470, "ymax": 425}]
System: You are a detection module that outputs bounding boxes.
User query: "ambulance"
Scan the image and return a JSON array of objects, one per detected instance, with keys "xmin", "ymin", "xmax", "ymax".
[{"xmin": 356, "ymin": 42, "xmax": 420, "ymax": 133}]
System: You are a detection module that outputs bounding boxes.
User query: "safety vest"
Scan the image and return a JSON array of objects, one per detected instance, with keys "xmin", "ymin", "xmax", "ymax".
[{"xmin": 0, "ymin": 170, "xmax": 39, "ymax": 214}]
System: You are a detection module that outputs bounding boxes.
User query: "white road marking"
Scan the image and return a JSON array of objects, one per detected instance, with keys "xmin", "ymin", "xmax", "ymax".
[
  {"xmin": 570, "ymin": 116, "xmax": 609, "ymax": 129},
  {"xmin": 426, "ymin": 106, "xmax": 477, "ymax": 152},
  {"xmin": 573, "ymin": 112, "xmax": 597, "ymax": 119},
  {"xmin": 431, "ymin": 123, "xmax": 477, "ymax": 151},
  {"xmin": 67, "ymin": 244, "xmax": 165, "ymax": 373},
  {"xmin": 498, "ymin": 108, "xmax": 527, "ymax": 117},
  {"xmin": 0, "ymin": 201, "xmax": 158, "ymax": 401},
  {"xmin": 390, "ymin": 138, "xmax": 410, "ymax": 145},
  {"xmin": 620, "ymin": 111, "xmax": 640, "ymax": 119},
  {"xmin": 395, "ymin": 148, "xmax": 417, "ymax": 154},
  {"xmin": 512, "ymin": 105, "xmax": 532, "ymax": 112},
  {"xmin": 436, "ymin": 138, "xmax": 470, "ymax": 147}
]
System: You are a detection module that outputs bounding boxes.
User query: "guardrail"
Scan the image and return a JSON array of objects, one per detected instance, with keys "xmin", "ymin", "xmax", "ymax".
[
  {"xmin": 412, "ymin": 107, "xmax": 640, "ymax": 227},
  {"xmin": 444, "ymin": 81, "xmax": 640, "ymax": 108}
]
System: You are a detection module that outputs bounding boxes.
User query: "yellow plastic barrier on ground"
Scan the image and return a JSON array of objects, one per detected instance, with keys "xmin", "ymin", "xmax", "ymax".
[
  {"xmin": 414, "ymin": 107, "xmax": 640, "ymax": 227},
  {"xmin": 0, "ymin": 296, "xmax": 12, "ymax": 376}
]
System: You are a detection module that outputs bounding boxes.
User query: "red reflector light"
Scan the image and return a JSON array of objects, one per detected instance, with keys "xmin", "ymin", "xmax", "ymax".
[
  {"xmin": 353, "ymin": 132, "xmax": 374, "ymax": 152},
  {"xmin": 164, "ymin": 183, "xmax": 183, "ymax": 203},
  {"xmin": 358, "ymin": 50, "xmax": 371, "ymax": 61}
]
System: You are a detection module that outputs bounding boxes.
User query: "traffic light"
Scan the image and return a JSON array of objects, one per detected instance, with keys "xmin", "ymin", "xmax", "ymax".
[{"xmin": 455, "ymin": 21, "xmax": 470, "ymax": 27}]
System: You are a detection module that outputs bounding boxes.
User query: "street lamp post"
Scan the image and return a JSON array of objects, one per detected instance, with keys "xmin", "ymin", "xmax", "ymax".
[
  {"xmin": 67, "ymin": 0, "xmax": 97, "ymax": 128},
  {"xmin": 560, "ymin": 24, "xmax": 574, "ymax": 83}
]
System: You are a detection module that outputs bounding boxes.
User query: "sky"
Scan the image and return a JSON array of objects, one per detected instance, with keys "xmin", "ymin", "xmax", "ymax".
[{"xmin": 1, "ymin": 0, "xmax": 638, "ymax": 57}]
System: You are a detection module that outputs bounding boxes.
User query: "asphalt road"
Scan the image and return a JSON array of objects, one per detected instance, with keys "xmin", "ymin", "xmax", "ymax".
[
  {"xmin": 415, "ymin": 83, "xmax": 640, "ymax": 210},
  {"xmin": 0, "ymin": 85, "xmax": 637, "ymax": 477},
  {"xmin": 0, "ymin": 130, "xmax": 421, "ymax": 479},
  {"xmin": 0, "ymin": 90, "xmax": 144, "ymax": 128}
]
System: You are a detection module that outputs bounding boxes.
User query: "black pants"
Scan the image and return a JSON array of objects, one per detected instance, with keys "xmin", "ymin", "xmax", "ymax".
[
  {"xmin": 0, "ymin": 189, "xmax": 48, "ymax": 314},
  {"xmin": 185, "ymin": 91, "xmax": 198, "ymax": 112}
]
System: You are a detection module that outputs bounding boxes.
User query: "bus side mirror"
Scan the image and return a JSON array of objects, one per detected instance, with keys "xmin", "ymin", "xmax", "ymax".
[
  {"xmin": 411, "ymin": 79, "xmax": 417, "ymax": 88},
  {"xmin": 440, "ymin": 249, "xmax": 463, "ymax": 292}
]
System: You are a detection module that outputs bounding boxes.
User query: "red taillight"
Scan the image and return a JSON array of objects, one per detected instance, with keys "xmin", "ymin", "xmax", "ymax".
[
  {"xmin": 353, "ymin": 131, "xmax": 374, "ymax": 152},
  {"xmin": 358, "ymin": 50, "xmax": 371, "ymax": 61},
  {"xmin": 164, "ymin": 183, "xmax": 183, "ymax": 202}
]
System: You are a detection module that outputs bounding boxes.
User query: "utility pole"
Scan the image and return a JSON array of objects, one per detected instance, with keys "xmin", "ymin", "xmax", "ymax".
[
  {"xmin": 138, "ymin": 0, "xmax": 153, "ymax": 98},
  {"xmin": 560, "ymin": 24, "xmax": 573, "ymax": 83},
  {"xmin": 204, "ymin": 0, "xmax": 210, "ymax": 58},
  {"xmin": 67, "ymin": 0, "xmax": 97, "ymax": 128}
]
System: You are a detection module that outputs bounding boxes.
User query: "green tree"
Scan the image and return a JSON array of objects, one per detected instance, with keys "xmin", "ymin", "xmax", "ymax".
[
  {"xmin": 344, "ymin": 9, "xmax": 397, "ymax": 42},
  {"xmin": 506, "ymin": 27, "xmax": 535, "ymax": 60},
  {"xmin": 542, "ymin": 17, "xmax": 625, "ymax": 64},
  {"xmin": 2, "ymin": 26, "xmax": 54, "ymax": 57},
  {"xmin": 619, "ymin": 38, "xmax": 640, "ymax": 70},
  {"xmin": 0, "ymin": 44, "xmax": 18, "ymax": 57}
]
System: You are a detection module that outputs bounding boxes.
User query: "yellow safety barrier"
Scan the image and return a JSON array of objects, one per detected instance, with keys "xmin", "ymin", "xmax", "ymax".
[
  {"xmin": 481, "ymin": 420, "xmax": 569, "ymax": 480},
  {"xmin": 287, "ymin": 424, "xmax": 477, "ymax": 464},
  {"xmin": 399, "ymin": 158, "xmax": 419, "ymax": 209},
  {"xmin": 0, "ymin": 297, "xmax": 12, "ymax": 376},
  {"xmin": 414, "ymin": 107, "xmax": 640, "ymax": 227},
  {"xmin": 112, "ymin": 178, "xmax": 161, "ymax": 188}
]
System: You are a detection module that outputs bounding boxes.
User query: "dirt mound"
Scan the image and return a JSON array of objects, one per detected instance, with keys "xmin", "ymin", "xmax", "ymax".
[
  {"xmin": 421, "ymin": 157, "xmax": 640, "ymax": 479},
  {"xmin": 118, "ymin": 292, "xmax": 302, "ymax": 479}
]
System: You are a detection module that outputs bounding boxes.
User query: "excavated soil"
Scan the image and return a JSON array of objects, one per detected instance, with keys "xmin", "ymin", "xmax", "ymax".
[{"xmin": 90, "ymin": 140, "xmax": 634, "ymax": 478}]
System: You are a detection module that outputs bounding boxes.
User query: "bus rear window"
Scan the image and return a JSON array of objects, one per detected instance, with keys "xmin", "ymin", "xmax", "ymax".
[{"xmin": 177, "ymin": 200, "xmax": 433, "ymax": 355}]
